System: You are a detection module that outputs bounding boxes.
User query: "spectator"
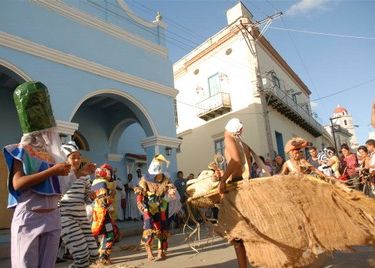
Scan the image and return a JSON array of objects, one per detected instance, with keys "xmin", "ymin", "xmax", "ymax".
[
  {"xmin": 173, "ymin": 171, "xmax": 188, "ymax": 228},
  {"xmin": 340, "ymin": 144, "xmax": 359, "ymax": 189},
  {"xmin": 357, "ymin": 145, "xmax": 370, "ymax": 170},
  {"xmin": 307, "ymin": 147, "xmax": 320, "ymax": 169},
  {"xmin": 255, "ymin": 156, "xmax": 273, "ymax": 177},
  {"xmin": 273, "ymin": 155, "xmax": 285, "ymax": 175},
  {"xmin": 174, "ymin": 171, "xmax": 187, "ymax": 203},
  {"xmin": 366, "ymin": 139, "xmax": 375, "ymax": 174},
  {"xmin": 125, "ymin": 173, "xmax": 141, "ymax": 221},
  {"xmin": 322, "ymin": 147, "xmax": 341, "ymax": 178}
]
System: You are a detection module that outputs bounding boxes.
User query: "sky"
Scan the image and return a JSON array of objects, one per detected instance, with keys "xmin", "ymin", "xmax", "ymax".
[{"xmin": 125, "ymin": 0, "xmax": 375, "ymax": 145}]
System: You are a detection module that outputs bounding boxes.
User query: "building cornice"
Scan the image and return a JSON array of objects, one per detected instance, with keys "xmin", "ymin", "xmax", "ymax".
[
  {"xmin": 116, "ymin": 0, "xmax": 167, "ymax": 29},
  {"xmin": 32, "ymin": 0, "xmax": 167, "ymax": 57},
  {"xmin": 0, "ymin": 32, "xmax": 178, "ymax": 98},
  {"xmin": 56, "ymin": 120, "xmax": 79, "ymax": 136},
  {"xmin": 173, "ymin": 18, "xmax": 311, "ymax": 96},
  {"xmin": 173, "ymin": 25, "xmax": 240, "ymax": 78},
  {"xmin": 141, "ymin": 135, "xmax": 182, "ymax": 149},
  {"xmin": 107, "ymin": 153, "xmax": 124, "ymax": 162},
  {"xmin": 177, "ymin": 128, "xmax": 192, "ymax": 137},
  {"xmin": 256, "ymin": 34, "xmax": 311, "ymax": 95}
]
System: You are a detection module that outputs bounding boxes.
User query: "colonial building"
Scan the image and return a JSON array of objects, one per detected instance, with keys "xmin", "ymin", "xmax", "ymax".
[
  {"xmin": 327, "ymin": 105, "xmax": 359, "ymax": 150},
  {"xmin": 174, "ymin": 2, "xmax": 333, "ymax": 175},
  {"xmin": 0, "ymin": 0, "xmax": 180, "ymax": 228}
]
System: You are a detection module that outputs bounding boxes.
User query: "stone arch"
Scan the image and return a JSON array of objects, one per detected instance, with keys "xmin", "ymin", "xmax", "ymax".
[
  {"xmin": 0, "ymin": 59, "xmax": 32, "ymax": 229},
  {"xmin": 70, "ymin": 89, "xmax": 158, "ymax": 138},
  {"xmin": 0, "ymin": 59, "xmax": 32, "ymax": 82}
]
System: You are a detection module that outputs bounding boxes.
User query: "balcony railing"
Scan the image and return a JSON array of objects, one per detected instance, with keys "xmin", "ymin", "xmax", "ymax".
[
  {"xmin": 196, "ymin": 92, "xmax": 231, "ymax": 121},
  {"xmin": 261, "ymin": 77, "xmax": 325, "ymax": 137}
]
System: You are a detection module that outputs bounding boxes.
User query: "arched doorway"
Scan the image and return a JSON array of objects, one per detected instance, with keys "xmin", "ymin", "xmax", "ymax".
[
  {"xmin": 70, "ymin": 90, "xmax": 156, "ymax": 181},
  {"xmin": 0, "ymin": 61, "xmax": 30, "ymax": 229}
]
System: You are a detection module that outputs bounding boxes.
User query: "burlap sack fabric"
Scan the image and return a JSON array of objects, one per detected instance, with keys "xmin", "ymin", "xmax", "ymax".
[{"xmin": 189, "ymin": 175, "xmax": 375, "ymax": 267}]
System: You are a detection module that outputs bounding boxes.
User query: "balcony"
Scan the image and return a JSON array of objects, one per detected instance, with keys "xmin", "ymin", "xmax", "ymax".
[
  {"xmin": 261, "ymin": 76, "xmax": 325, "ymax": 137},
  {"xmin": 196, "ymin": 92, "xmax": 231, "ymax": 121}
]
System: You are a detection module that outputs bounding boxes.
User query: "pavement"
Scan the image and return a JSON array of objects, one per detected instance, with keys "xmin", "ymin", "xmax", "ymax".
[
  {"xmin": 1, "ymin": 221, "xmax": 375, "ymax": 267},
  {"xmin": 0, "ymin": 220, "xmax": 144, "ymax": 261}
]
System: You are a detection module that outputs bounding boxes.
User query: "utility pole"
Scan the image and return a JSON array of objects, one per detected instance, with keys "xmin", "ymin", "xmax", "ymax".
[
  {"xmin": 329, "ymin": 117, "xmax": 339, "ymax": 153},
  {"xmin": 238, "ymin": 12, "xmax": 282, "ymax": 159}
]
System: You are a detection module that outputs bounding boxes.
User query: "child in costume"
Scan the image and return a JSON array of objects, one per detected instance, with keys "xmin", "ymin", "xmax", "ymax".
[
  {"xmin": 135, "ymin": 154, "xmax": 176, "ymax": 261},
  {"xmin": 91, "ymin": 164, "xmax": 116, "ymax": 265},
  {"xmin": 59, "ymin": 141, "xmax": 98, "ymax": 267},
  {"xmin": 3, "ymin": 81, "xmax": 71, "ymax": 268}
]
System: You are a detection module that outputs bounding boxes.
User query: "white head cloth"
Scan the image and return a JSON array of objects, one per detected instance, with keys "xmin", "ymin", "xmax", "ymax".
[
  {"xmin": 148, "ymin": 154, "xmax": 170, "ymax": 175},
  {"xmin": 225, "ymin": 118, "xmax": 243, "ymax": 136},
  {"xmin": 61, "ymin": 141, "xmax": 79, "ymax": 157}
]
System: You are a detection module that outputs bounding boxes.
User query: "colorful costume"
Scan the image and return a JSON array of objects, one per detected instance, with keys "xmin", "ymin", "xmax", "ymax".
[
  {"xmin": 59, "ymin": 141, "xmax": 98, "ymax": 267},
  {"xmin": 135, "ymin": 154, "xmax": 175, "ymax": 260},
  {"xmin": 91, "ymin": 165, "xmax": 116, "ymax": 264},
  {"xmin": 3, "ymin": 81, "xmax": 67, "ymax": 268}
]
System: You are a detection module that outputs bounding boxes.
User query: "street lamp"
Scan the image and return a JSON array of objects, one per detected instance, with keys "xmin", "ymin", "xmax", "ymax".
[{"xmin": 329, "ymin": 117, "xmax": 340, "ymax": 154}]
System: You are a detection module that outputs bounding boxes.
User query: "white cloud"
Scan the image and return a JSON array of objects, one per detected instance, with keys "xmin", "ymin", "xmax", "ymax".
[{"xmin": 286, "ymin": 0, "xmax": 332, "ymax": 16}]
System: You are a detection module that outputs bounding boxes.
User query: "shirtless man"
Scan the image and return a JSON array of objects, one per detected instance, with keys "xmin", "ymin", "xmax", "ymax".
[
  {"xmin": 218, "ymin": 118, "xmax": 253, "ymax": 268},
  {"xmin": 280, "ymin": 138, "xmax": 326, "ymax": 178}
]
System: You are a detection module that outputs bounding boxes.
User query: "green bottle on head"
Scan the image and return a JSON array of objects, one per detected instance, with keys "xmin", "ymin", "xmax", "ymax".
[{"xmin": 13, "ymin": 81, "xmax": 56, "ymax": 134}]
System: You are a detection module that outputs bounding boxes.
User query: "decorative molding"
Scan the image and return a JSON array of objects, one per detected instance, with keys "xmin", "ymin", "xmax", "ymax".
[
  {"xmin": 177, "ymin": 128, "xmax": 192, "ymax": 136},
  {"xmin": 32, "ymin": 0, "xmax": 167, "ymax": 57},
  {"xmin": 107, "ymin": 153, "xmax": 124, "ymax": 162},
  {"xmin": 108, "ymin": 118, "xmax": 137, "ymax": 151},
  {"xmin": 141, "ymin": 135, "xmax": 182, "ymax": 149},
  {"xmin": 0, "ymin": 59, "xmax": 32, "ymax": 81},
  {"xmin": 70, "ymin": 89, "xmax": 158, "ymax": 137},
  {"xmin": 116, "ymin": 0, "xmax": 166, "ymax": 29},
  {"xmin": 56, "ymin": 120, "xmax": 79, "ymax": 136},
  {"xmin": 0, "ymin": 32, "xmax": 178, "ymax": 98}
]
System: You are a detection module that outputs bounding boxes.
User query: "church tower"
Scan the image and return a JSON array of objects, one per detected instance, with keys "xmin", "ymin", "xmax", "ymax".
[{"xmin": 331, "ymin": 105, "xmax": 359, "ymax": 150}]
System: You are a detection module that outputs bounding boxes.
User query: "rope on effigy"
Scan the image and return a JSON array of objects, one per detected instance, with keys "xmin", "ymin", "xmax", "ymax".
[
  {"xmin": 183, "ymin": 200, "xmax": 218, "ymax": 254},
  {"xmin": 183, "ymin": 202, "xmax": 201, "ymax": 254}
]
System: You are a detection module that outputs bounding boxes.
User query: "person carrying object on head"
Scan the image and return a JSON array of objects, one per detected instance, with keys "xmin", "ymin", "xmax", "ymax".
[{"xmin": 3, "ymin": 81, "xmax": 71, "ymax": 268}]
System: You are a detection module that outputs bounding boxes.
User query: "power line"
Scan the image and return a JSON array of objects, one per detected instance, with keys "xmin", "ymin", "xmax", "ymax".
[
  {"xmin": 86, "ymin": 0, "xmax": 261, "ymax": 73},
  {"xmin": 312, "ymin": 77, "xmax": 375, "ymax": 101},
  {"xmin": 269, "ymin": 26, "xmax": 375, "ymax": 40},
  {"xmin": 128, "ymin": 0, "xmax": 208, "ymax": 42},
  {"xmin": 86, "ymin": 0, "xmax": 197, "ymax": 51}
]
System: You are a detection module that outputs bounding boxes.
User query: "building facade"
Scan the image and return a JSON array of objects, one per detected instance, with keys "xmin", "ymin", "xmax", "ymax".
[
  {"xmin": 328, "ymin": 105, "xmax": 359, "ymax": 150},
  {"xmin": 0, "ymin": 0, "xmax": 180, "ymax": 228},
  {"xmin": 174, "ymin": 2, "xmax": 332, "ymax": 176}
]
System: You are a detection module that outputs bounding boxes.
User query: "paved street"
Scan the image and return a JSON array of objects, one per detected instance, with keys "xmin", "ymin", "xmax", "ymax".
[{"xmin": 0, "ymin": 223, "xmax": 375, "ymax": 267}]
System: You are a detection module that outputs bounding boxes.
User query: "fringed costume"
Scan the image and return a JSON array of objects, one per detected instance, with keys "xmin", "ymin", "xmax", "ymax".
[
  {"xmin": 91, "ymin": 165, "xmax": 116, "ymax": 265},
  {"xmin": 135, "ymin": 154, "xmax": 176, "ymax": 261}
]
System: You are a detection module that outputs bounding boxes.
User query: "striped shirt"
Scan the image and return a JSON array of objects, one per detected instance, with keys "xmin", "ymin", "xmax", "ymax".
[{"xmin": 59, "ymin": 175, "xmax": 92, "ymax": 219}]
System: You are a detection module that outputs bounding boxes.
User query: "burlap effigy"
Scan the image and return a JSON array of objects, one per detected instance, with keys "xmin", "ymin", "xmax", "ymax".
[{"xmin": 190, "ymin": 175, "xmax": 375, "ymax": 267}]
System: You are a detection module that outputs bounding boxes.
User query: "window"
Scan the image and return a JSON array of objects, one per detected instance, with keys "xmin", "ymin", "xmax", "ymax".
[
  {"xmin": 304, "ymin": 104, "xmax": 310, "ymax": 114},
  {"xmin": 292, "ymin": 93, "xmax": 297, "ymax": 103},
  {"xmin": 214, "ymin": 138, "xmax": 225, "ymax": 156},
  {"xmin": 344, "ymin": 120, "xmax": 347, "ymax": 126},
  {"xmin": 208, "ymin": 73, "xmax": 221, "ymax": 96},
  {"xmin": 214, "ymin": 138, "xmax": 226, "ymax": 169},
  {"xmin": 271, "ymin": 72, "xmax": 280, "ymax": 89},
  {"xmin": 275, "ymin": 131, "xmax": 285, "ymax": 159}
]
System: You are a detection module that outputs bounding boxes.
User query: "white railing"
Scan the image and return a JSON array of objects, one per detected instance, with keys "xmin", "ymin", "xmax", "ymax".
[
  {"xmin": 262, "ymin": 76, "xmax": 325, "ymax": 134},
  {"xmin": 196, "ymin": 92, "xmax": 231, "ymax": 116}
]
